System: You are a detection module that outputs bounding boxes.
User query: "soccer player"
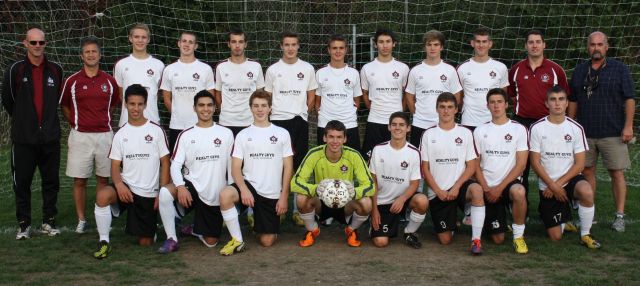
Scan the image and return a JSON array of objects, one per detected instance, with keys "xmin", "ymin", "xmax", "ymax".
[
  {"xmin": 218, "ymin": 90, "xmax": 294, "ymax": 255},
  {"xmin": 473, "ymin": 88, "xmax": 529, "ymax": 254},
  {"xmin": 114, "ymin": 23, "xmax": 164, "ymax": 127},
  {"xmin": 215, "ymin": 27, "xmax": 265, "ymax": 136},
  {"xmin": 406, "ymin": 29, "xmax": 462, "ymax": 148},
  {"xmin": 161, "ymin": 31, "xmax": 215, "ymax": 151},
  {"xmin": 369, "ymin": 112, "xmax": 427, "ymax": 248},
  {"xmin": 60, "ymin": 36, "xmax": 119, "ymax": 234},
  {"xmin": 361, "ymin": 28, "xmax": 409, "ymax": 160},
  {"xmin": 315, "ymin": 34, "xmax": 362, "ymax": 151},
  {"xmin": 156, "ymin": 90, "xmax": 234, "ymax": 253},
  {"xmin": 529, "ymin": 86, "xmax": 601, "ymax": 249},
  {"xmin": 2, "ymin": 28, "xmax": 63, "ymax": 239},
  {"xmin": 292, "ymin": 120, "xmax": 374, "ymax": 248},
  {"xmin": 457, "ymin": 27, "xmax": 509, "ymax": 129},
  {"xmin": 421, "ymin": 92, "xmax": 485, "ymax": 255},
  {"xmin": 92, "ymin": 84, "xmax": 170, "ymax": 259}
]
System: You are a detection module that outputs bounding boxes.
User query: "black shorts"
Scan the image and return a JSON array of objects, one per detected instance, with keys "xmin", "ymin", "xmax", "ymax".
[
  {"xmin": 224, "ymin": 126, "xmax": 247, "ymax": 138},
  {"xmin": 409, "ymin": 125, "xmax": 426, "ymax": 149},
  {"xmin": 110, "ymin": 183, "xmax": 157, "ymax": 238},
  {"xmin": 362, "ymin": 122, "xmax": 391, "ymax": 160},
  {"xmin": 369, "ymin": 202, "xmax": 408, "ymax": 238},
  {"xmin": 317, "ymin": 126, "xmax": 361, "ymax": 154},
  {"xmin": 319, "ymin": 200, "xmax": 348, "ymax": 225},
  {"xmin": 168, "ymin": 129, "xmax": 183, "ymax": 155},
  {"xmin": 230, "ymin": 180, "xmax": 280, "ymax": 234},
  {"xmin": 429, "ymin": 180, "xmax": 474, "ymax": 233},
  {"xmin": 483, "ymin": 180, "xmax": 523, "ymax": 235},
  {"xmin": 538, "ymin": 175, "xmax": 584, "ymax": 229},
  {"xmin": 174, "ymin": 180, "xmax": 223, "ymax": 238},
  {"xmin": 272, "ymin": 116, "xmax": 308, "ymax": 169}
]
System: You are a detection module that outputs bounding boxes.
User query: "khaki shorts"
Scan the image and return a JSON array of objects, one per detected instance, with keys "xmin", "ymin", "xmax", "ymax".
[
  {"xmin": 66, "ymin": 129, "xmax": 113, "ymax": 178},
  {"xmin": 585, "ymin": 137, "xmax": 630, "ymax": 170}
]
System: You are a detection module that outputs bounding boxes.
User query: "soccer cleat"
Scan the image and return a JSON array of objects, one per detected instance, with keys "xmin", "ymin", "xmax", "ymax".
[
  {"xmin": 292, "ymin": 211, "xmax": 305, "ymax": 226},
  {"xmin": 403, "ymin": 232, "xmax": 422, "ymax": 249},
  {"xmin": 345, "ymin": 226, "xmax": 361, "ymax": 247},
  {"xmin": 564, "ymin": 221, "xmax": 578, "ymax": 233},
  {"xmin": 299, "ymin": 227, "xmax": 320, "ymax": 247},
  {"xmin": 470, "ymin": 239, "xmax": 483, "ymax": 255},
  {"xmin": 220, "ymin": 238, "xmax": 245, "ymax": 256},
  {"xmin": 93, "ymin": 240, "xmax": 111, "ymax": 259},
  {"xmin": 247, "ymin": 214, "xmax": 255, "ymax": 229},
  {"xmin": 513, "ymin": 237, "xmax": 529, "ymax": 254},
  {"xmin": 75, "ymin": 220, "xmax": 87, "ymax": 234},
  {"xmin": 580, "ymin": 234, "xmax": 602, "ymax": 249},
  {"xmin": 41, "ymin": 223, "xmax": 61, "ymax": 236},
  {"xmin": 158, "ymin": 238, "xmax": 179, "ymax": 254},
  {"xmin": 611, "ymin": 216, "xmax": 625, "ymax": 232},
  {"xmin": 16, "ymin": 226, "xmax": 31, "ymax": 240}
]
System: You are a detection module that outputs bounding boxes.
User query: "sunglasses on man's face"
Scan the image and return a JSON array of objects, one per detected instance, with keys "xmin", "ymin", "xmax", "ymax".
[{"xmin": 29, "ymin": 41, "xmax": 46, "ymax": 46}]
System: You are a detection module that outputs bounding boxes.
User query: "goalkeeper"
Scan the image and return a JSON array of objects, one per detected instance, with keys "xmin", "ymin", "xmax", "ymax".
[{"xmin": 291, "ymin": 120, "xmax": 374, "ymax": 247}]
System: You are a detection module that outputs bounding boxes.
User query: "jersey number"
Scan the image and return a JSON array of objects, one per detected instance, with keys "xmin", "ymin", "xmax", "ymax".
[{"xmin": 553, "ymin": 212, "xmax": 562, "ymax": 224}]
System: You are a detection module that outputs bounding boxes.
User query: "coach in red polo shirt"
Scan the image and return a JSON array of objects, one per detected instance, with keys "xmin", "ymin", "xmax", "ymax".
[
  {"xmin": 60, "ymin": 36, "xmax": 120, "ymax": 234},
  {"xmin": 507, "ymin": 30, "xmax": 570, "ymax": 209}
]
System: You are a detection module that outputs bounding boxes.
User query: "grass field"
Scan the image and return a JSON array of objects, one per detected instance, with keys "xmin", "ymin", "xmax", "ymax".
[{"xmin": 0, "ymin": 176, "xmax": 638, "ymax": 285}]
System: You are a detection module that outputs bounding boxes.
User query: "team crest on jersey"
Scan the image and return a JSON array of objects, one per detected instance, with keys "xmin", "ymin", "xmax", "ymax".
[
  {"xmin": 270, "ymin": 135, "xmax": 278, "ymax": 144},
  {"xmin": 340, "ymin": 164, "xmax": 349, "ymax": 173},
  {"xmin": 489, "ymin": 71, "xmax": 496, "ymax": 79},
  {"xmin": 83, "ymin": 85, "xmax": 88, "ymax": 90},
  {"xmin": 214, "ymin": 138, "xmax": 221, "ymax": 147},
  {"xmin": 23, "ymin": 77, "xmax": 28, "ymax": 82},
  {"xmin": 145, "ymin": 134, "xmax": 153, "ymax": 143},
  {"xmin": 146, "ymin": 69, "xmax": 154, "ymax": 76},
  {"xmin": 101, "ymin": 84, "xmax": 108, "ymax": 93},
  {"xmin": 392, "ymin": 71, "xmax": 399, "ymax": 79},
  {"xmin": 247, "ymin": 71, "xmax": 254, "ymax": 79},
  {"xmin": 440, "ymin": 74, "xmax": 447, "ymax": 82},
  {"xmin": 541, "ymin": 73, "xmax": 550, "ymax": 83},
  {"xmin": 564, "ymin": 134, "xmax": 572, "ymax": 143},
  {"xmin": 504, "ymin": 133, "xmax": 513, "ymax": 142},
  {"xmin": 193, "ymin": 73, "xmax": 200, "ymax": 81},
  {"xmin": 297, "ymin": 72, "xmax": 304, "ymax": 80},
  {"xmin": 524, "ymin": 75, "xmax": 529, "ymax": 80},
  {"xmin": 344, "ymin": 78, "xmax": 351, "ymax": 85},
  {"xmin": 455, "ymin": 137, "xmax": 463, "ymax": 145},
  {"xmin": 400, "ymin": 161, "xmax": 409, "ymax": 170},
  {"xmin": 47, "ymin": 77, "xmax": 54, "ymax": 86}
]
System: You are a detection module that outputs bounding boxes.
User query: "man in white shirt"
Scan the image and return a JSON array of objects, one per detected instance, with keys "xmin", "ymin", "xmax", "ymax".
[
  {"xmin": 361, "ymin": 28, "xmax": 409, "ymax": 160},
  {"xmin": 114, "ymin": 23, "xmax": 164, "ymax": 127},
  {"xmin": 156, "ymin": 90, "xmax": 234, "ymax": 254},
  {"xmin": 92, "ymin": 84, "xmax": 170, "ymax": 259},
  {"xmin": 161, "ymin": 31, "xmax": 215, "ymax": 151},
  {"xmin": 218, "ymin": 90, "xmax": 294, "ymax": 255},
  {"xmin": 215, "ymin": 27, "xmax": 265, "ymax": 136},
  {"xmin": 529, "ymin": 86, "xmax": 600, "ymax": 249}
]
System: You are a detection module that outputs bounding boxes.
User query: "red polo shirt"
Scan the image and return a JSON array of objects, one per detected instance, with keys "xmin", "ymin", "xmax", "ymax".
[
  {"xmin": 60, "ymin": 68, "xmax": 120, "ymax": 132},
  {"xmin": 508, "ymin": 58, "xmax": 569, "ymax": 120},
  {"xmin": 30, "ymin": 60, "xmax": 44, "ymax": 124}
]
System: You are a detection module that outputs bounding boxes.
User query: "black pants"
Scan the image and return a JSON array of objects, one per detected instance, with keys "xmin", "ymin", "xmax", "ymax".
[
  {"xmin": 317, "ymin": 126, "xmax": 361, "ymax": 154},
  {"xmin": 409, "ymin": 125, "xmax": 426, "ymax": 148},
  {"xmin": 168, "ymin": 128, "xmax": 183, "ymax": 154},
  {"xmin": 512, "ymin": 115, "xmax": 538, "ymax": 211},
  {"xmin": 272, "ymin": 116, "xmax": 308, "ymax": 170},
  {"xmin": 11, "ymin": 141, "xmax": 60, "ymax": 227},
  {"xmin": 362, "ymin": 122, "xmax": 391, "ymax": 161}
]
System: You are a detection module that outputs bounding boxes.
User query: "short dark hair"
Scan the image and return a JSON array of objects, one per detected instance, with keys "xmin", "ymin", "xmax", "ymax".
[
  {"xmin": 546, "ymin": 85, "xmax": 567, "ymax": 99},
  {"xmin": 327, "ymin": 33, "xmax": 347, "ymax": 49},
  {"xmin": 325, "ymin": 120, "xmax": 346, "ymax": 136},
  {"xmin": 423, "ymin": 30, "xmax": 445, "ymax": 46},
  {"xmin": 194, "ymin": 90, "xmax": 214, "ymax": 106},
  {"xmin": 80, "ymin": 36, "xmax": 101, "ymax": 53},
  {"xmin": 525, "ymin": 29, "xmax": 544, "ymax": 42},
  {"xmin": 125, "ymin": 84, "xmax": 148, "ymax": 103},
  {"xmin": 436, "ymin": 92, "xmax": 457, "ymax": 109},
  {"xmin": 473, "ymin": 26, "xmax": 491, "ymax": 40},
  {"xmin": 389, "ymin": 111, "xmax": 410, "ymax": 125},
  {"xmin": 180, "ymin": 31, "xmax": 197, "ymax": 43},
  {"xmin": 249, "ymin": 90, "xmax": 272, "ymax": 107},
  {"xmin": 486, "ymin": 88, "xmax": 508, "ymax": 103},
  {"xmin": 374, "ymin": 27, "xmax": 397, "ymax": 43},
  {"xmin": 280, "ymin": 31, "xmax": 299, "ymax": 44},
  {"xmin": 228, "ymin": 27, "xmax": 245, "ymax": 41}
]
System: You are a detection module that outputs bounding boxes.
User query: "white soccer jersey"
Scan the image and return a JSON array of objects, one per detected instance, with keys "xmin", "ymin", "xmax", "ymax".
[
  {"xmin": 265, "ymin": 59, "xmax": 318, "ymax": 121},
  {"xmin": 233, "ymin": 124, "xmax": 294, "ymax": 199},
  {"xmin": 215, "ymin": 59, "xmax": 265, "ymax": 127},
  {"xmin": 473, "ymin": 120, "xmax": 528, "ymax": 187},
  {"xmin": 109, "ymin": 120, "xmax": 170, "ymax": 198},
  {"xmin": 114, "ymin": 55, "xmax": 165, "ymax": 126},
  {"xmin": 529, "ymin": 117, "xmax": 588, "ymax": 191},
  {"xmin": 171, "ymin": 124, "xmax": 234, "ymax": 206},
  {"xmin": 369, "ymin": 142, "xmax": 422, "ymax": 205},
  {"xmin": 315, "ymin": 65, "xmax": 362, "ymax": 128},
  {"xmin": 457, "ymin": 58, "xmax": 509, "ymax": 126},
  {"xmin": 405, "ymin": 61, "xmax": 462, "ymax": 129},
  {"xmin": 420, "ymin": 124, "xmax": 477, "ymax": 200},
  {"xmin": 360, "ymin": 58, "xmax": 409, "ymax": 124},
  {"xmin": 160, "ymin": 59, "xmax": 215, "ymax": 130}
]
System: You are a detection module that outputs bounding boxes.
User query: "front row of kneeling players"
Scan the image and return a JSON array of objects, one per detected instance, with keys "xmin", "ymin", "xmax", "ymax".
[{"xmin": 93, "ymin": 84, "xmax": 600, "ymax": 259}]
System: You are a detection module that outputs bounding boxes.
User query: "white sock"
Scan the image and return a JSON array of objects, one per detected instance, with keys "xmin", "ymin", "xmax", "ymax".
[
  {"xmin": 578, "ymin": 204, "xmax": 595, "ymax": 236},
  {"xmin": 221, "ymin": 207, "xmax": 243, "ymax": 242},
  {"xmin": 470, "ymin": 205, "xmax": 485, "ymax": 240},
  {"xmin": 247, "ymin": 207, "xmax": 254, "ymax": 216},
  {"xmin": 158, "ymin": 187, "xmax": 178, "ymax": 241},
  {"xmin": 349, "ymin": 212, "xmax": 369, "ymax": 230},
  {"xmin": 300, "ymin": 211, "xmax": 318, "ymax": 231},
  {"xmin": 561, "ymin": 223, "xmax": 565, "ymax": 233},
  {"xmin": 293, "ymin": 193, "xmax": 298, "ymax": 212},
  {"xmin": 512, "ymin": 223, "xmax": 525, "ymax": 239},
  {"xmin": 94, "ymin": 204, "xmax": 112, "ymax": 242},
  {"xmin": 404, "ymin": 210, "xmax": 426, "ymax": 234}
]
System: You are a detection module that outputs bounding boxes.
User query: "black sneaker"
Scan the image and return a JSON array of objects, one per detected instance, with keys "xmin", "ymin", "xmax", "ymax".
[{"xmin": 404, "ymin": 232, "xmax": 422, "ymax": 249}]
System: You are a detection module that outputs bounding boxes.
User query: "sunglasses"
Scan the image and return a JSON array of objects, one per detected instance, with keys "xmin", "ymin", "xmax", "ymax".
[{"xmin": 29, "ymin": 41, "xmax": 46, "ymax": 46}]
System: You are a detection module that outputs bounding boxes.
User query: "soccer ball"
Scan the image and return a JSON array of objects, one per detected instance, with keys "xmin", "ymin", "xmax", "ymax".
[{"xmin": 318, "ymin": 179, "xmax": 354, "ymax": 209}]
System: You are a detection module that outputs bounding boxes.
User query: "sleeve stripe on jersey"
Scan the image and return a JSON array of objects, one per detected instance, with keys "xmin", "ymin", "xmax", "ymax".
[
  {"xmin": 566, "ymin": 117, "xmax": 588, "ymax": 150},
  {"xmin": 293, "ymin": 145, "xmax": 324, "ymax": 195},
  {"xmin": 347, "ymin": 148, "xmax": 375, "ymax": 197},
  {"xmin": 527, "ymin": 117, "xmax": 546, "ymax": 143},
  {"xmin": 511, "ymin": 120, "xmax": 531, "ymax": 149},
  {"xmin": 407, "ymin": 143, "xmax": 423, "ymax": 179},
  {"xmin": 150, "ymin": 121, "xmax": 171, "ymax": 154},
  {"xmin": 171, "ymin": 126, "xmax": 193, "ymax": 160}
]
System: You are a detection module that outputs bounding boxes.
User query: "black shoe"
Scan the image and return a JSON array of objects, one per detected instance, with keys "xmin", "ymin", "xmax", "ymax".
[{"xmin": 404, "ymin": 232, "xmax": 422, "ymax": 249}]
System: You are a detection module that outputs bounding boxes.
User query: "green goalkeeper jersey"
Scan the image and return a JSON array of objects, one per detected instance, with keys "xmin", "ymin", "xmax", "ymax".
[{"xmin": 291, "ymin": 145, "xmax": 374, "ymax": 199}]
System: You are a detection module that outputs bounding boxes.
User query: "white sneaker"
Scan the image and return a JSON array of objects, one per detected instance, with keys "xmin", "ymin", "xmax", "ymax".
[
  {"xmin": 16, "ymin": 226, "xmax": 31, "ymax": 240},
  {"xmin": 41, "ymin": 223, "xmax": 61, "ymax": 236},
  {"xmin": 75, "ymin": 220, "xmax": 87, "ymax": 234}
]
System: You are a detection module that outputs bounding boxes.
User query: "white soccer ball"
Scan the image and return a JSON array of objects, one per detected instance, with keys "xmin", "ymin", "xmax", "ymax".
[{"xmin": 318, "ymin": 179, "xmax": 354, "ymax": 209}]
